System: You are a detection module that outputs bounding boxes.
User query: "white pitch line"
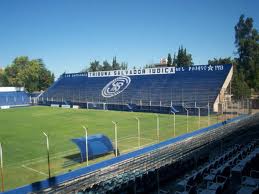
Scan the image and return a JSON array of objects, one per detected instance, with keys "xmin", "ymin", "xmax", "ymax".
[
  {"xmin": 121, "ymin": 142, "xmax": 154, "ymax": 153},
  {"xmin": 116, "ymin": 136, "xmax": 137, "ymax": 143},
  {"xmin": 139, "ymin": 137, "xmax": 155, "ymax": 141},
  {"xmin": 21, "ymin": 149, "xmax": 79, "ymax": 166},
  {"xmin": 22, "ymin": 164, "xmax": 47, "ymax": 176},
  {"xmin": 116, "ymin": 136, "xmax": 154, "ymax": 143}
]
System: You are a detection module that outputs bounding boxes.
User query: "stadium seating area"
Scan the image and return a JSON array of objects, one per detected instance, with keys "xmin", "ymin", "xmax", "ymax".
[
  {"xmin": 79, "ymin": 140, "xmax": 258, "ymax": 194},
  {"xmin": 0, "ymin": 91, "xmax": 30, "ymax": 107},
  {"xmin": 40, "ymin": 64, "xmax": 232, "ymax": 114},
  {"xmin": 175, "ymin": 141, "xmax": 259, "ymax": 194}
]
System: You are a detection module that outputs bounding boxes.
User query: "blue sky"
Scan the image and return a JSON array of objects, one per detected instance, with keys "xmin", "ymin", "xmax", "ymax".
[{"xmin": 0, "ymin": 0, "xmax": 259, "ymax": 78}]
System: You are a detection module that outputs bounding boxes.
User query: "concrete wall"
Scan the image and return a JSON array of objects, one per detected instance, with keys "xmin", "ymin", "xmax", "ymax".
[{"xmin": 213, "ymin": 64, "xmax": 233, "ymax": 112}]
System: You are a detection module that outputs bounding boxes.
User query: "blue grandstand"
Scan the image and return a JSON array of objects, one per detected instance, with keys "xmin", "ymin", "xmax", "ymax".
[
  {"xmin": 40, "ymin": 64, "xmax": 233, "ymax": 114},
  {"xmin": 0, "ymin": 87, "xmax": 30, "ymax": 108}
]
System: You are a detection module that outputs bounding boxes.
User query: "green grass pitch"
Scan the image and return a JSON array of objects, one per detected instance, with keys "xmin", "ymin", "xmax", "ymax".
[{"xmin": 0, "ymin": 106, "xmax": 218, "ymax": 190}]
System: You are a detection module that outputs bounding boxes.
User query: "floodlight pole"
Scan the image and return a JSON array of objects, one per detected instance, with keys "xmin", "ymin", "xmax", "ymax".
[
  {"xmin": 43, "ymin": 132, "xmax": 51, "ymax": 179},
  {"xmin": 184, "ymin": 108, "xmax": 189, "ymax": 133},
  {"xmin": 156, "ymin": 114, "xmax": 160, "ymax": 142},
  {"xmin": 172, "ymin": 112, "xmax": 176, "ymax": 137},
  {"xmin": 207, "ymin": 102, "xmax": 210, "ymax": 126},
  {"xmin": 135, "ymin": 117, "xmax": 141, "ymax": 149},
  {"xmin": 112, "ymin": 121, "xmax": 118, "ymax": 157},
  {"xmin": 198, "ymin": 107, "xmax": 201, "ymax": 129},
  {"xmin": 83, "ymin": 126, "xmax": 89, "ymax": 166},
  {"xmin": 0, "ymin": 143, "xmax": 4, "ymax": 192}
]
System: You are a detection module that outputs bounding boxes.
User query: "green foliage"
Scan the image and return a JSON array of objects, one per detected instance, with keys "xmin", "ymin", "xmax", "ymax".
[
  {"xmin": 173, "ymin": 46, "xmax": 193, "ymax": 67},
  {"xmin": 207, "ymin": 56, "xmax": 252, "ymax": 99},
  {"xmin": 87, "ymin": 60, "xmax": 102, "ymax": 72},
  {"xmin": 172, "ymin": 54, "xmax": 177, "ymax": 67},
  {"xmin": 0, "ymin": 68, "xmax": 5, "ymax": 86},
  {"xmin": 112, "ymin": 56, "xmax": 120, "ymax": 70},
  {"xmin": 167, "ymin": 53, "xmax": 172, "ymax": 66},
  {"xmin": 235, "ymin": 15, "xmax": 259, "ymax": 92},
  {"xmin": 208, "ymin": 57, "xmax": 234, "ymax": 65},
  {"xmin": 211, "ymin": 15, "xmax": 259, "ymax": 99},
  {"xmin": 102, "ymin": 60, "xmax": 112, "ymax": 71},
  {"xmin": 232, "ymin": 64, "xmax": 251, "ymax": 100},
  {"xmin": 120, "ymin": 62, "xmax": 128, "ymax": 70},
  {"xmin": 2, "ymin": 56, "xmax": 54, "ymax": 92},
  {"xmin": 83, "ymin": 56, "xmax": 128, "ymax": 72}
]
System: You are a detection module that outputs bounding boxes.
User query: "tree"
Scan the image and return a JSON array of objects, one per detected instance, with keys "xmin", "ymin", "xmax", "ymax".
[
  {"xmin": 232, "ymin": 64, "xmax": 251, "ymax": 99},
  {"xmin": 112, "ymin": 56, "xmax": 120, "ymax": 70},
  {"xmin": 207, "ymin": 15, "xmax": 259, "ymax": 99},
  {"xmin": 167, "ymin": 53, "xmax": 172, "ymax": 66},
  {"xmin": 120, "ymin": 62, "xmax": 128, "ymax": 70},
  {"xmin": 208, "ymin": 57, "xmax": 234, "ymax": 65},
  {"xmin": 102, "ymin": 60, "xmax": 112, "ymax": 71},
  {"xmin": 4, "ymin": 56, "xmax": 30, "ymax": 86},
  {"xmin": 87, "ymin": 60, "xmax": 102, "ymax": 72},
  {"xmin": 173, "ymin": 46, "xmax": 193, "ymax": 67},
  {"xmin": 0, "ymin": 68, "xmax": 5, "ymax": 86},
  {"xmin": 3, "ymin": 56, "xmax": 54, "ymax": 92},
  {"xmin": 235, "ymin": 15, "xmax": 259, "ymax": 92},
  {"xmin": 38, "ymin": 64, "xmax": 55, "ymax": 91},
  {"xmin": 172, "ymin": 54, "xmax": 177, "ymax": 67},
  {"xmin": 83, "ymin": 57, "xmax": 128, "ymax": 72}
]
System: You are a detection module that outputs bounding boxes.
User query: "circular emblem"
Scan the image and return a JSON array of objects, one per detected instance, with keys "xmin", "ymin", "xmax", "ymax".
[{"xmin": 102, "ymin": 76, "xmax": 131, "ymax": 98}]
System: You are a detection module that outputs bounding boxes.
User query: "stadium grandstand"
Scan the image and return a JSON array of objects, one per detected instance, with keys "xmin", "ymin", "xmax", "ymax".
[
  {"xmin": 0, "ymin": 87, "xmax": 30, "ymax": 109},
  {"xmin": 1, "ymin": 64, "xmax": 258, "ymax": 194},
  {"xmin": 39, "ymin": 64, "xmax": 233, "ymax": 115}
]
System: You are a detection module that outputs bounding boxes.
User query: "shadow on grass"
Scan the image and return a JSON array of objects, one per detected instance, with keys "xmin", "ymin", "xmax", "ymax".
[
  {"xmin": 63, "ymin": 153, "xmax": 82, "ymax": 168},
  {"xmin": 63, "ymin": 152, "xmax": 115, "ymax": 168}
]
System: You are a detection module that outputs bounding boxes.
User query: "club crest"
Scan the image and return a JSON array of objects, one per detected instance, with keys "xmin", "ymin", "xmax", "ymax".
[{"xmin": 102, "ymin": 76, "xmax": 131, "ymax": 98}]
